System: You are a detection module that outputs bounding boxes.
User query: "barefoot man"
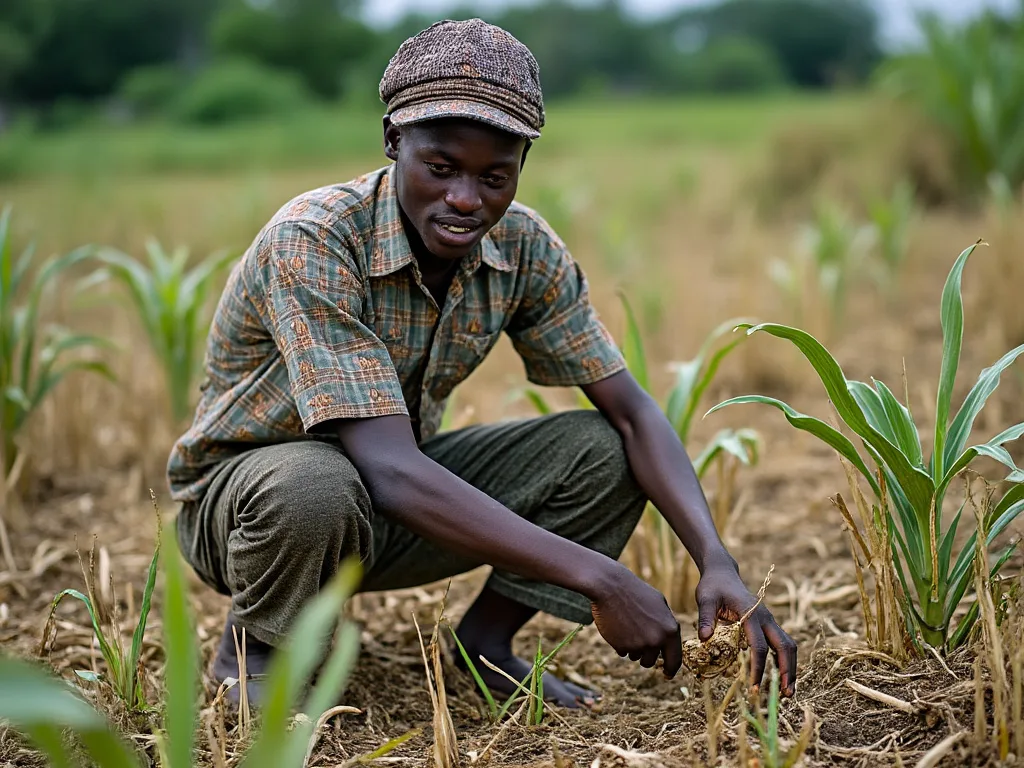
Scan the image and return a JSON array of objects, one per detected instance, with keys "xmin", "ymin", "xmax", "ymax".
[{"xmin": 167, "ymin": 18, "xmax": 797, "ymax": 708}]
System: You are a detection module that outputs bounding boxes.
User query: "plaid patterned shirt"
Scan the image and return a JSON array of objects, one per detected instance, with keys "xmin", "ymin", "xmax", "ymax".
[{"xmin": 166, "ymin": 163, "xmax": 626, "ymax": 502}]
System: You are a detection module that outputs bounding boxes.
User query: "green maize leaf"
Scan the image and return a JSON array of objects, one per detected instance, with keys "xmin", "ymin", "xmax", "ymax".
[
  {"xmin": 0, "ymin": 655, "xmax": 141, "ymax": 768},
  {"xmin": 618, "ymin": 293, "xmax": 648, "ymax": 393},
  {"xmin": 848, "ymin": 380, "xmax": 898, "ymax": 445},
  {"xmin": 45, "ymin": 589, "xmax": 119, "ymax": 682},
  {"xmin": 10, "ymin": 242, "xmax": 36, "ymax": 304},
  {"xmin": 280, "ymin": 623, "xmax": 361, "ymax": 767},
  {"xmin": 24, "ymin": 725, "xmax": 76, "ymax": 768},
  {"xmin": 873, "ymin": 379, "xmax": 925, "ymax": 469},
  {"xmin": 938, "ymin": 422, "xmax": 1024, "ymax": 498},
  {"xmin": 944, "ymin": 343, "xmax": 1024, "ymax": 475},
  {"xmin": 739, "ymin": 322, "xmax": 936, "ymax": 520},
  {"xmin": 0, "ymin": 205, "xmax": 11, "ymax": 298},
  {"xmin": 522, "ymin": 387, "xmax": 553, "ymax": 415},
  {"xmin": 706, "ymin": 394, "xmax": 880, "ymax": 497},
  {"xmin": 933, "ymin": 243, "xmax": 980, "ymax": 482},
  {"xmin": 240, "ymin": 558, "xmax": 363, "ymax": 768},
  {"xmin": 692, "ymin": 428, "xmax": 760, "ymax": 479},
  {"xmin": 859, "ymin": 442, "xmax": 927, "ymax": 579},
  {"xmin": 162, "ymin": 533, "xmax": 198, "ymax": 768},
  {"xmin": 4, "ymin": 385, "xmax": 31, "ymax": 412},
  {"xmin": 19, "ymin": 245, "xmax": 96, "ymax": 393},
  {"xmin": 667, "ymin": 317, "xmax": 751, "ymax": 442},
  {"xmin": 944, "ymin": 496, "xmax": 1024, "ymax": 622},
  {"xmin": 666, "ymin": 359, "xmax": 700, "ymax": 439},
  {"xmin": 126, "ymin": 525, "xmax": 161, "ymax": 703},
  {"xmin": 32, "ymin": 360, "xmax": 117, "ymax": 411},
  {"xmin": 179, "ymin": 248, "xmax": 236, "ymax": 299},
  {"xmin": 680, "ymin": 334, "xmax": 749, "ymax": 442}
]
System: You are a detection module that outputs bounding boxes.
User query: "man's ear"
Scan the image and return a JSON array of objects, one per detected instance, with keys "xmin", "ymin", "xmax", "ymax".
[{"xmin": 383, "ymin": 116, "xmax": 401, "ymax": 161}]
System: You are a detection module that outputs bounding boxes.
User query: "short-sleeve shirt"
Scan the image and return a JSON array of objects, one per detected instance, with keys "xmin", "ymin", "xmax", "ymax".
[{"xmin": 166, "ymin": 163, "xmax": 627, "ymax": 502}]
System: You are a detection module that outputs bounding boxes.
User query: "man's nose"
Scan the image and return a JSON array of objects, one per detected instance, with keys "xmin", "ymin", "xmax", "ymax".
[{"xmin": 444, "ymin": 178, "xmax": 483, "ymax": 214}]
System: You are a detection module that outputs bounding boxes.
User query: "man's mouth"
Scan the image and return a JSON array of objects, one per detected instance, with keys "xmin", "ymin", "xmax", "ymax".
[{"xmin": 431, "ymin": 218, "xmax": 483, "ymax": 248}]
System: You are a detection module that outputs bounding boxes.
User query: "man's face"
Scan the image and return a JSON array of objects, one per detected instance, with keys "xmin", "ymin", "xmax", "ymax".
[{"xmin": 385, "ymin": 117, "xmax": 527, "ymax": 261}]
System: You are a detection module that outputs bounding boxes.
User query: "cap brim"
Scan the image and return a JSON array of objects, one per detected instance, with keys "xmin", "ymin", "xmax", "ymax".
[{"xmin": 389, "ymin": 98, "xmax": 540, "ymax": 140}]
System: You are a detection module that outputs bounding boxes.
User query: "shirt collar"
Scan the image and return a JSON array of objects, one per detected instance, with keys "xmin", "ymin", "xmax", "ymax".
[{"xmin": 369, "ymin": 163, "xmax": 514, "ymax": 277}]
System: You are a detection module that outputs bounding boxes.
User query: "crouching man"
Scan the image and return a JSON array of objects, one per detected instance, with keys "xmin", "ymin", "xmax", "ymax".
[{"xmin": 166, "ymin": 18, "xmax": 797, "ymax": 708}]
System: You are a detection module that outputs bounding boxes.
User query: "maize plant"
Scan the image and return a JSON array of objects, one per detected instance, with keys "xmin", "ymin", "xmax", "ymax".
[
  {"xmin": 877, "ymin": 10, "xmax": 1024, "ymax": 196},
  {"xmin": 85, "ymin": 240, "xmax": 236, "ymax": 426},
  {"xmin": 524, "ymin": 293, "xmax": 760, "ymax": 610},
  {"xmin": 2, "ymin": 527, "xmax": 364, "ymax": 768},
  {"xmin": 0, "ymin": 205, "xmax": 114, "ymax": 478},
  {"xmin": 868, "ymin": 178, "xmax": 917, "ymax": 288},
  {"xmin": 710, "ymin": 242, "xmax": 1024, "ymax": 654},
  {"xmin": 769, "ymin": 199, "xmax": 875, "ymax": 334}
]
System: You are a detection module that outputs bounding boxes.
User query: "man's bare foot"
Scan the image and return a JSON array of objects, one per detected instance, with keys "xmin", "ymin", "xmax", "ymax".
[
  {"xmin": 212, "ymin": 613, "xmax": 274, "ymax": 708},
  {"xmin": 456, "ymin": 644, "xmax": 600, "ymax": 708}
]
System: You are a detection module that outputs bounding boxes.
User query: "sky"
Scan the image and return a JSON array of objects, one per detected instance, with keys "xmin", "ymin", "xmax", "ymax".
[{"xmin": 361, "ymin": 0, "xmax": 1020, "ymax": 48}]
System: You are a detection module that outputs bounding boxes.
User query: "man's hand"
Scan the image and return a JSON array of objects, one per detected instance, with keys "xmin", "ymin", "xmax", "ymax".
[
  {"xmin": 696, "ymin": 560, "xmax": 797, "ymax": 697},
  {"xmin": 589, "ymin": 564, "xmax": 683, "ymax": 677}
]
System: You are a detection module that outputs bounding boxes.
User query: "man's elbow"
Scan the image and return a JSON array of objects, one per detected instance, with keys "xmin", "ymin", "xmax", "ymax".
[{"xmin": 352, "ymin": 454, "xmax": 427, "ymax": 517}]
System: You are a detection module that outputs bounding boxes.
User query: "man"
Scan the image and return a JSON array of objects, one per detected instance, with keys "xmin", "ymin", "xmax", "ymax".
[{"xmin": 167, "ymin": 18, "xmax": 797, "ymax": 709}]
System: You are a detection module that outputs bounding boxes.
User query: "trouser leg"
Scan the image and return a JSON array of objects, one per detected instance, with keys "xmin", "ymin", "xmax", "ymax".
[
  {"xmin": 361, "ymin": 410, "xmax": 648, "ymax": 625},
  {"xmin": 174, "ymin": 440, "xmax": 374, "ymax": 647}
]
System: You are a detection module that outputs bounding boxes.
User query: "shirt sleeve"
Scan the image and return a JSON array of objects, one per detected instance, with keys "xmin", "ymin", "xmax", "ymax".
[
  {"xmin": 252, "ymin": 218, "xmax": 408, "ymax": 431},
  {"xmin": 506, "ymin": 218, "xmax": 627, "ymax": 387}
]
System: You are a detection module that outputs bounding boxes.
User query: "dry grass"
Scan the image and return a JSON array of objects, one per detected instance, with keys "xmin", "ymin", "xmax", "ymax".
[{"xmin": 2, "ymin": 94, "xmax": 1024, "ymax": 767}]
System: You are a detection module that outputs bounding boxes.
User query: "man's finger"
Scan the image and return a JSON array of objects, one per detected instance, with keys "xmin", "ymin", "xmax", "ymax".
[
  {"xmin": 697, "ymin": 594, "xmax": 718, "ymax": 642},
  {"xmin": 763, "ymin": 618, "xmax": 798, "ymax": 697},
  {"xmin": 743, "ymin": 617, "xmax": 769, "ymax": 691},
  {"xmin": 661, "ymin": 625, "xmax": 683, "ymax": 679},
  {"xmin": 628, "ymin": 649, "xmax": 644, "ymax": 662},
  {"xmin": 639, "ymin": 648, "xmax": 661, "ymax": 669}
]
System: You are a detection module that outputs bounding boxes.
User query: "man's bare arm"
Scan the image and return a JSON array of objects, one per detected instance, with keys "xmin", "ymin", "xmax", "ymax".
[
  {"xmin": 326, "ymin": 414, "xmax": 683, "ymax": 674},
  {"xmin": 581, "ymin": 369, "xmax": 798, "ymax": 696}
]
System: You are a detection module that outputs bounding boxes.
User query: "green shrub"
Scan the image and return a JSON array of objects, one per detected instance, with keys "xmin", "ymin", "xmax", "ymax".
[
  {"xmin": 876, "ymin": 10, "xmax": 1024, "ymax": 197},
  {"xmin": 117, "ymin": 65, "xmax": 186, "ymax": 119},
  {"xmin": 170, "ymin": 59, "xmax": 312, "ymax": 126}
]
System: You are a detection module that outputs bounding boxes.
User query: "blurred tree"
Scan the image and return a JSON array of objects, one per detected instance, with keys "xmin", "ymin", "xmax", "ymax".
[
  {"xmin": 209, "ymin": 0, "xmax": 378, "ymax": 100},
  {"xmin": 1, "ymin": 0, "xmax": 214, "ymax": 105},
  {"xmin": 667, "ymin": 0, "xmax": 881, "ymax": 88}
]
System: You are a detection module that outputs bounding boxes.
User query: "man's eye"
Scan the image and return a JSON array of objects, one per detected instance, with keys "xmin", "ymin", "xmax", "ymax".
[
  {"xmin": 484, "ymin": 175, "xmax": 508, "ymax": 187},
  {"xmin": 426, "ymin": 162, "xmax": 454, "ymax": 176}
]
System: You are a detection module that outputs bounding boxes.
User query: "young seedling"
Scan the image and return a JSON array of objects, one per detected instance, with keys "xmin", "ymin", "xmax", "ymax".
[
  {"xmin": 741, "ymin": 666, "xmax": 814, "ymax": 768},
  {"xmin": 710, "ymin": 241, "xmax": 1024, "ymax": 655},
  {"xmin": 0, "ymin": 204, "xmax": 114, "ymax": 480},
  {"xmin": 448, "ymin": 622, "xmax": 582, "ymax": 725},
  {"xmin": 83, "ymin": 239, "xmax": 236, "ymax": 426},
  {"xmin": 38, "ymin": 510, "xmax": 163, "ymax": 713}
]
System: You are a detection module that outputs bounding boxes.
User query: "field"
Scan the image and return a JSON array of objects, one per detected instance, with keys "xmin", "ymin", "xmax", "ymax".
[{"xmin": 2, "ymin": 91, "xmax": 1024, "ymax": 767}]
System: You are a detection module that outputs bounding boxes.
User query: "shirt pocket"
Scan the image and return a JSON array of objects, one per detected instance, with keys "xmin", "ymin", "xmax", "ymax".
[{"xmin": 431, "ymin": 330, "xmax": 502, "ymax": 399}]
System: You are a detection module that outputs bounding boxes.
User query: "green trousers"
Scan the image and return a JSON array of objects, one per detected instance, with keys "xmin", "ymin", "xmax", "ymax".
[{"xmin": 174, "ymin": 410, "xmax": 647, "ymax": 647}]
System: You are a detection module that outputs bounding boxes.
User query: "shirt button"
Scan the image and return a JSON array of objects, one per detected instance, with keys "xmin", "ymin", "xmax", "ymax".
[{"xmin": 370, "ymin": 388, "xmax": 380, "ymax": 401}]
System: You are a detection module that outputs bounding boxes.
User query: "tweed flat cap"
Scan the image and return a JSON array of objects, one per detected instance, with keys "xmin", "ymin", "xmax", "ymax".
[{"xmin": 379, "ymin": 18, "xmax": 545, "ymax": 140}]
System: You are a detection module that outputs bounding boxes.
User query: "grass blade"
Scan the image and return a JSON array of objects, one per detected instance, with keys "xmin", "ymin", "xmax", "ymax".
[
  {"xmin": 873, "ymin": 379, "xmax": 924, "ymax": 469},
  {"xmin": 447, "ymin": 625, "xmax": 498, "ymax": 719}
]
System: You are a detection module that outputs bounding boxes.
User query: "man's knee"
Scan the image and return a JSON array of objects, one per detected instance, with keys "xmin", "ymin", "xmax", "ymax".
[{"xmin": 232, "ymin": 441, "xmax": 372, "ymax": 554}]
